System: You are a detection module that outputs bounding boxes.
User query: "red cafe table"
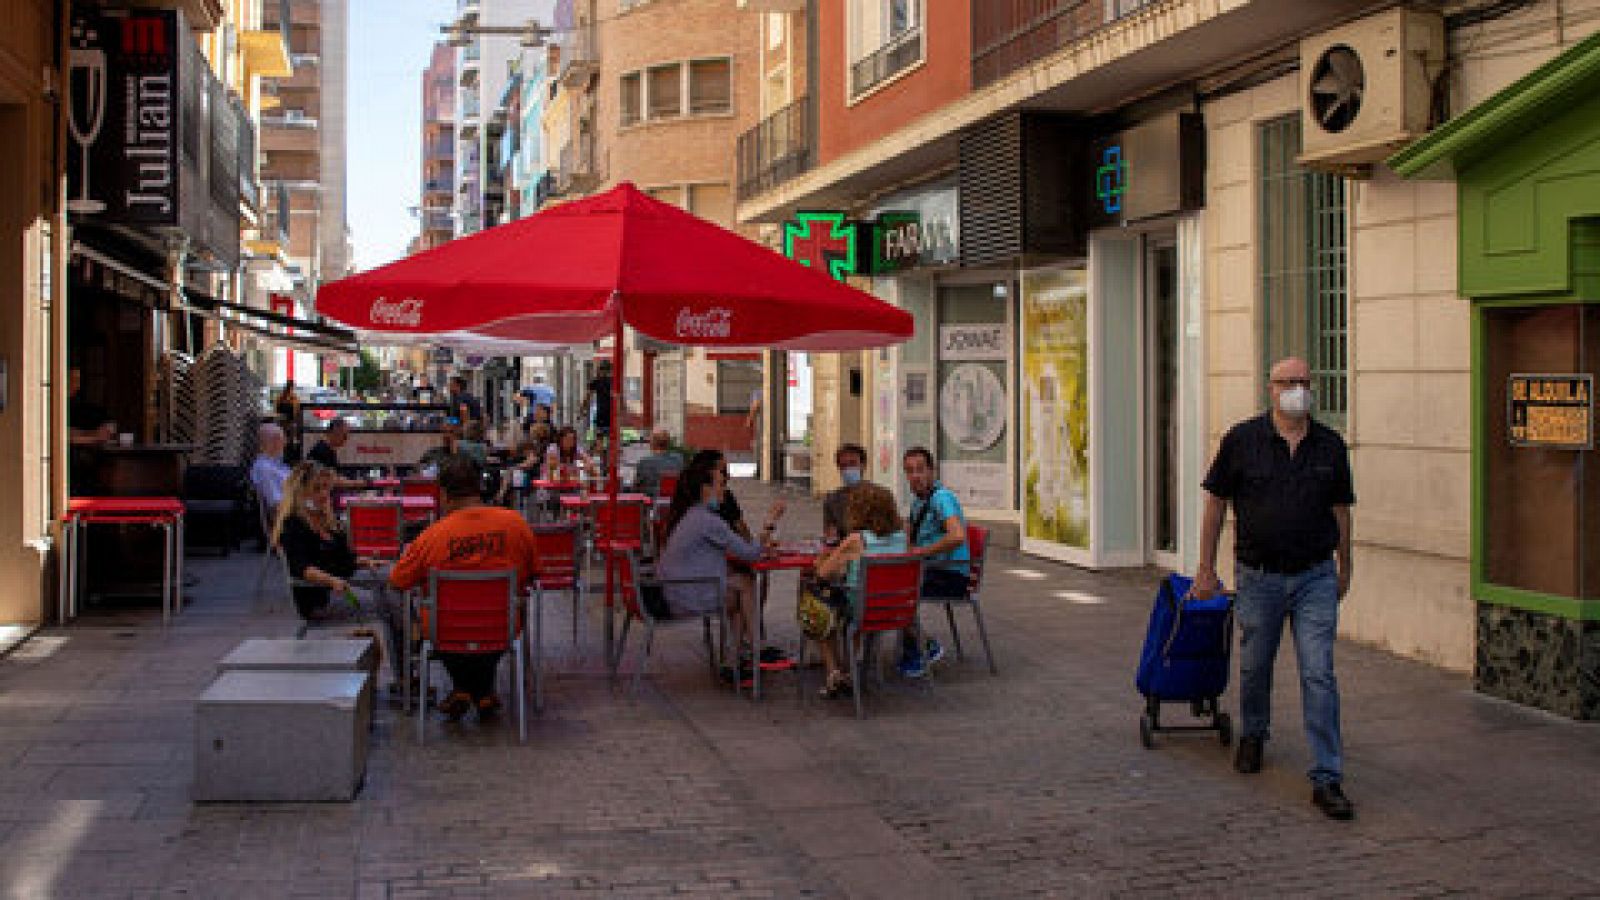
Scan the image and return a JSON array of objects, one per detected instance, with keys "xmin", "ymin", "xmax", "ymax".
[
  {"xmin": 59, "ymin": 496, "xmax": 186, "ymax": 626},
  {"xmin": 747, "ymin": 542, "xmax": 821, "ymax": 700}
]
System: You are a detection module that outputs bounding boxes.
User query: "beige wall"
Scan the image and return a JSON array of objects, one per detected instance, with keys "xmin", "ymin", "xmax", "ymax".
[
  {"xmin": 598, "ymin": 0, "xmax": 761, "ymax": 227},
  {"xmin": 0, "ymin": 0, "xmax": 62, "ymax": 624},
  {"xmin": 1204, "ymin": 72, "xmax": 1475, "ymax": 671}
]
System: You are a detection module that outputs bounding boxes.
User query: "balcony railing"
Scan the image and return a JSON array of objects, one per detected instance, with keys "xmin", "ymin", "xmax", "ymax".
[
  {"xmin": 261, "ymin": 181, "xmax": 291, "ymax": 247},
  {"xmin": 736, "ymin": 97, "xmax": 812, "ymax": 203},
  {"xmin": 973, "ymin": 0, "xmax": 1162, "ymax": 88},
  {"xmin": 559, "ymin": 24, "xmax": 599, "ymax": 88},
  {"xmin": 423, "ymin": 177, "xmax": 452, "ymax": 194},
  {"xmin": 558, "ymin": 135, "xmax": 603, "ymax": 194},
  {"xmin": 236, "ymin": 93, "xmax": 259, "ymax": 212},
  {"xmin": 850, "ymin": 27, "xmax": 922, "ymax": 98}
]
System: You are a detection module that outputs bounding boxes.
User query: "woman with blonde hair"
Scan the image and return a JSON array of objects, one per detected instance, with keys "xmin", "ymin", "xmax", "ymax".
[
  {"xmin": 804, "ymin": 482, "xmax": 907, "ymax": 699},
  {"xmin": 273, "ymin": 460, "xmax": 360, "ymax": 620}
]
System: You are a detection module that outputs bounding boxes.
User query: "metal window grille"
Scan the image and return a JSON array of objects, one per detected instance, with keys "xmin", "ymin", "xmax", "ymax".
[
  {"xmin": 716, "ymin": 361, "xmax": 762, "ymax": 414},
  {"xmin": 1258, "ymin": 115, "xmax": 1348, "ymax": 428}
]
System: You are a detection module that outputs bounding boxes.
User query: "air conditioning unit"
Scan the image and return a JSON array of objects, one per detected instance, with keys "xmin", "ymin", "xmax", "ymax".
[{"xmin": 1298, "ymin": 8, "xmax": 1444, "ymax": 170}]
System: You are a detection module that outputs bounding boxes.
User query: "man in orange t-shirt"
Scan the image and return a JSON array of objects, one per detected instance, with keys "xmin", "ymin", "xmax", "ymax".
[{"xmin": 390, "ymin": 455, "xmax": 537, "ymax": 721}]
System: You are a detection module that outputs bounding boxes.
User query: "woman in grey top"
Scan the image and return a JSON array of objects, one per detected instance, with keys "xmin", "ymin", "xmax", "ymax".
[{"xmin": 658, "ymin": 463, "xmax": 782, "ymax": 666}]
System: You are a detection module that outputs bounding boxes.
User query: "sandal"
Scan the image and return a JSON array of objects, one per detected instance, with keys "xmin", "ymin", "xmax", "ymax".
[{"xmin": 819, "ymin": 672, "xmax": 853, "ymax": 700}]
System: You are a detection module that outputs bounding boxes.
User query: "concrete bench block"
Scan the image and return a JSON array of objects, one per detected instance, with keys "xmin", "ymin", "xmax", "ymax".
[
  {"xmin": 218, "ymin": 637, "xmax": 380, "ymax": 716},
  {"xmin": 195, "ymin": 671, "xmax": 371, "ymax": 803}
]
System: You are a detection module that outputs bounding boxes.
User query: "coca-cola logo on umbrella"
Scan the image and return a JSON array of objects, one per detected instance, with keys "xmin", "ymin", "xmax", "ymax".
[
  {"xmin": 674, "ymin": 306, "xmax": 733, "ymax": 339},
  {"xmin": 370, "ymin": 296, "xmax": 424, "ymax": 328}
]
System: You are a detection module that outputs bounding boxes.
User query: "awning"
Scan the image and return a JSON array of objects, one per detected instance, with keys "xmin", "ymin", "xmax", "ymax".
[{"xmin": 178, "ymin": 298, "xmax": 360, "ymax": 359}]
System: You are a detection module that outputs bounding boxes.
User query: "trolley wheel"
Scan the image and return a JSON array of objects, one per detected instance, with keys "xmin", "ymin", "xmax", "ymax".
[
  {"xmin": 1216, "ymin": 712, "xmax": 1233, "ymax": 747},
  {"xmin": 1139, "ymin": 713, "xmax": 1155, "ymax": 749}
]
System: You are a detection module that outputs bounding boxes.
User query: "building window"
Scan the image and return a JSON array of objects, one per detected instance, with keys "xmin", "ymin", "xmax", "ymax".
[
  {"xmin": 647, "ymin": 63, "xmax": 681, "ymax": 120},
  {"xmin": 848, "ymin": 0, "xmax": 923, "ymax": 99},
  {"xmin": 620, "ymin": 72, "xmax": 641, "ymax": 126},
  {"xmin": 687, "ymin": 182, "xmax": 731, "ymax": 223},
  {"xmin": 1104, "ymin": 0, "xmax": 1158, "ymax": 18},
  {"xmin": 689, "ymin": 58, "xmax": 732, "ymax": 115},
  {"xmin": 717, "ymin": 359, "xmax": 763, "ymax": 414},
  {"xmin": 1258, "ymin": 115, "xmax": 1348, "ymax": 428}
]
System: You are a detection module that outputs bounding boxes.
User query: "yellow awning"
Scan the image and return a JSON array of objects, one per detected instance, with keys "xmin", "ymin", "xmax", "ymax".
[{"xmin": 241, "ymin": 30, "xmax": 293, "ymax": 79}]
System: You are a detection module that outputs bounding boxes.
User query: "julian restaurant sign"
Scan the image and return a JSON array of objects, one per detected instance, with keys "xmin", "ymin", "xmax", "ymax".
[{"xmin": 67, "ymin": 8, "xmax": 183, "ymax": 225}]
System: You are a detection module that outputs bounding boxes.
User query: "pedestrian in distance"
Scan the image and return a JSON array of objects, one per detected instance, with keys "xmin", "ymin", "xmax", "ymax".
[{"xmin": 1193, "ymin": 356, "xmax": 1356, "ymax": 821}]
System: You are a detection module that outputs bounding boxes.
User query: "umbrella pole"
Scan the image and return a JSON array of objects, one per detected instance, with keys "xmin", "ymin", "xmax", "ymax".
[{"xmin": 603, "ymin": 314, "xmax": 624, "ymax": 663}]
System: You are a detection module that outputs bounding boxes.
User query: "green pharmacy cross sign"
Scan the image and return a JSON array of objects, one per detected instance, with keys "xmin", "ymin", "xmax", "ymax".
[{"xmin": 783, "ymin": 212, "xmax": 861, "ymax": 282}]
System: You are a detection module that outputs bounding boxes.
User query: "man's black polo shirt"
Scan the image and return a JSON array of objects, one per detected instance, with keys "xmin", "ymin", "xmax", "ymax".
[{"xmin": 1202, "ymin": 413, "xmax": 1355, "ymax": 574}]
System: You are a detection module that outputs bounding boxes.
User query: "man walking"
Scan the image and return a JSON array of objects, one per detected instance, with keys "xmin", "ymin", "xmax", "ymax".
[{"xmin": 1194, "ymin": 356, "xmax": 1355, "ymax": 820}]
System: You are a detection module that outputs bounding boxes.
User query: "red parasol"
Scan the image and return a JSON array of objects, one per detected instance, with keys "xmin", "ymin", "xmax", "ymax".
[{"xmin": 317, "ymin": 182, "xmax": 912, "ymax": 351}]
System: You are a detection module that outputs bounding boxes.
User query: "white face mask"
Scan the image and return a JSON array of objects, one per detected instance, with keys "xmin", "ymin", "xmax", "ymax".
[{"xmin": 1278, "ymin": 385, "xmax": 1313, "ymax": 417}]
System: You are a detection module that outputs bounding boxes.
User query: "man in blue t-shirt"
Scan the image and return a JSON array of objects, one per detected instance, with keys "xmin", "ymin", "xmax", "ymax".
[{"xmin": 901, "ymin": 446, "xmax": 968, "ymax": 677}]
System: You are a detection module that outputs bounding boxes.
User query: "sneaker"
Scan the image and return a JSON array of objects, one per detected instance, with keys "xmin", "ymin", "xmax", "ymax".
[
  {"xmin": 924, "ymin": 638, "xmax": 946, "ymax": 667},
  {"xmin": 897, "ymin": 654, "xmax": 928, "ymax": 679},
  {"xmin": 1234, "ymin": 735, "xmax": 1264, "ymax": 774},
  {"xmin": 1312, "ymin": 783, "xmax": 1355, "ymax": 820},
  {"xmin": 819, "ymin": 673, "xmax": 854, "ymax": 700},
  {"xmin": 476, "ymin": 694, "xmax": 503, "ymax": 721},
  {"xmin": 437, "ymin": 691, "xmax": 472, "ymax": 722}
]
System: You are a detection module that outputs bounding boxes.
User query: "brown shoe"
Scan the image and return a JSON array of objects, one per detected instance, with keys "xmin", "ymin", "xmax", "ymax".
[
  {"xmin": 437, "ymin": 691, "xmax": 472, "ymax": 722},
  {"xmin": 476, "ymin": 694, "xmax": 503, "ymax": 721}
]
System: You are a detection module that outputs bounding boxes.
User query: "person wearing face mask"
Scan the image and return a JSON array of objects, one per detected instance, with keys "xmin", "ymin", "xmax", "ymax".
[
  {"xmin": 822, "ymin": 443, "xmax": 871, "ymax": 542},
  {"xmin": 1194, "ymin": 356, "xmax": 1356, "ymax": 821}
]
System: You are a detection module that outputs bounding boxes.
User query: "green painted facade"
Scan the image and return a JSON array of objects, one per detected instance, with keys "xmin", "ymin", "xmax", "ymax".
[{"xmin": 1394, "ymin": 33, "xmax": 1600, "ymax": 716}]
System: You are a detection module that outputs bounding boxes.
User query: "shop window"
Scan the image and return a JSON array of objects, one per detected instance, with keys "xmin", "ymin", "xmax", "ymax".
[
  {"xmin": 717, "ymin": 360, "xmax": 763, "ymax": 414},
  {"xmin": 1258, "ymin": 115, "xmax": 1348, "ymax": 428},
  {"xmin": 645, "ymin": 185, "xmax": 685, "ymax": 208},
  {"xmin": 1481, "ymin": 302, "xmax": 1600, "ymax": 600},
  {"xmin": 620, "ymin": 72, "xmax": 641, "ymax": 126},
  {"xmin": 689, "ymin": 58, "xmax": 732, "ymax": 115},
  {"xmin": 646, "ymin": 63, "xmax": 681, "ymax": 120}
]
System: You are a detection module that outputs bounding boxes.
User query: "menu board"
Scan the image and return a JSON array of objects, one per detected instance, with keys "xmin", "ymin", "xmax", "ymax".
[{"xmin": 1508, "ymin": 374, "xmax": 1593, "ymax": 448}]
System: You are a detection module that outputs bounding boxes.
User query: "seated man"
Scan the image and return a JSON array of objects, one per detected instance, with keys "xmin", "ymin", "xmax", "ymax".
[
  {"xmin": 388, "ymin": 454, "xmax": 539, "ymax": 722},
  {"xmin": 631, "ymin": 428, "xmax": 684, "ymax": 496},
  {"xmin": 250, "ymin": 423, "xmax": 292, "ymax": 517},
  {"xmin": 821, "ymin": 443, "xmax": 870, "ymax": 542},
  {"xmin": 901, "ymin": 446, "xmax": 965, "ymax": 678}
]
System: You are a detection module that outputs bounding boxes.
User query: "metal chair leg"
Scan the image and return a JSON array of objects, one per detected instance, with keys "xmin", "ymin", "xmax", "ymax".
[
  {"xmin": 513, "ymin": 637, "xmax": 528, "ymax": 743},
  {"xmin": 971, "ymin": 599, "xmax": 998, "ymax": 675},
  {"xmin": 944, "ymin": 603, "xmax": 965, "ymax": 660},
  {"xmin": 417, "ymin": 642, "xmax": 430, "ymax": 744},
  {"xmin": 794, "ymin": 635, "xmax": 807, "ymax": 707},
  {"xmin": 632, "ymin": 618, "xmax": 656, "ymax": 695},
  {"xmin": 848, "ymin": 625, "xmax": 864, "ymax": 719}
]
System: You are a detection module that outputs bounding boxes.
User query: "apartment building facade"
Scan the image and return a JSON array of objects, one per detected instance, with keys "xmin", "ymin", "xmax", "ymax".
[
  {"xmin": 258, "ymin": 0, "xmax": 350, "ymax": 387},
  {"xmin": 736, "ymin": 0, "xmax": 1600, "ymax": 718},
  {"xmin": 420, "ymin": 43, "xmax": 457, "ymax": 251}
]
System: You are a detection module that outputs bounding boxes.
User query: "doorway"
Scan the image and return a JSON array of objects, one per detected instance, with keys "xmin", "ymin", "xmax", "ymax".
[{"xmin": 1144, "ymin": 234, "xmax": 1181, "ymax": 568}]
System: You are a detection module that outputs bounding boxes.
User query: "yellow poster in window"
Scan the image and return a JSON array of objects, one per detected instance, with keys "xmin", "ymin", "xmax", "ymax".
[{"xmin": 1022, "ymin": 268, "xmax": 1089, "ymax": 549}]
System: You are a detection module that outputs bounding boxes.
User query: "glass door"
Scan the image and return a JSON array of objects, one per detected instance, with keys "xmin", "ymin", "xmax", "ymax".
[{"xmin": 1145, "ymin": 235, "xmax": 1180, "ymax": 566}]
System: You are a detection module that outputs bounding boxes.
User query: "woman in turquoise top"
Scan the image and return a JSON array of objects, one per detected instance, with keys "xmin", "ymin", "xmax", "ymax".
[{"xmin": 809, "ymin": 483, "xmax": 907, "ymax": 699}]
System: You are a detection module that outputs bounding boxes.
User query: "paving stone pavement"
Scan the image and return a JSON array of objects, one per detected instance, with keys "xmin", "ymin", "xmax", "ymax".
[{"xmin": 2, "ymin": 479, "xmax": 1599, "ymax": 898}]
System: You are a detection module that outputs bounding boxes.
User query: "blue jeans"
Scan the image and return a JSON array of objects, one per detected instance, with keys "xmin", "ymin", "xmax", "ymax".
[{"xmin": 1235, "ymin": 559, "xmax": 1343, "ymax": 786}]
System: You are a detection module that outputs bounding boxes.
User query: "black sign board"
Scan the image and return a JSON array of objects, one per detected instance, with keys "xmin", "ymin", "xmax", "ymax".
[
  {"xmin": 68, "ymin": 7, "xmax": 183, "ymax": 226},
  {"xmin": 1508, "ymin": 374, "xmax": 1593, "ymax": 448}
]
